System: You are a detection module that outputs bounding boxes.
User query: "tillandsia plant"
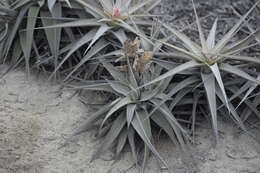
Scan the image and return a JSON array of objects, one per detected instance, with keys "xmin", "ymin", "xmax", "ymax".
[
  {"xmin": 0, "ymin": 0, "xmax": 17, "ymax": 61},
  {"xmin": 141, "ymin": 0, "xmax": 260, "ymax": 144},
  {"xmin": 37, "ymin": 0, "xmax": 161, "ymax": 80},
  {"xmin": 0, "ymin": 1, "xmax": 17, "ymax": 43},
  {"xmin": 0, "ymin": 0, "xmax": 74, "ymax": 78},
  {"xmin": 67, "ymin": 38, "xmax": 190, "ymax": 172}
]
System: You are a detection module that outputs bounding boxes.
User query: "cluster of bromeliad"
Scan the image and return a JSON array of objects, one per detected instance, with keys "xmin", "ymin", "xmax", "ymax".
[{"xmin": 1, "ymin": 0, "xmax": 260, "ymax": 172}]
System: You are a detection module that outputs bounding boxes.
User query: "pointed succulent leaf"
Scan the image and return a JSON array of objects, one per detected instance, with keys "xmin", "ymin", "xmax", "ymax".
[
  {"xmin": 192, "ymin": 0, "xmax": 207, "ymax": 52},
  {"xmin": 101, "ymin": 97, "xmax": 132, "ymax": 127},
  {"xmin": 92, "ymin": 111, "xmax": 126, "ymax": 161},
  {"xmin": 201, "ymin": 73, "xmax": 218, "ymax": 144},
  {"xmin": 141, "ymin": 61, "xmax": 202, "ymax": 88},
  {"xmin": 85, "ymin": 24, "xmax": 111, "ymax": 53},
  {"xmin": 127, "ymin": 104, "xmax": 136, "ymax": 127},
  {"xmin": 132, "ymin": 111, "xmax": 168, "ymax": 168},
  {"xmin": 207, "ymin": 18, "xmax": 218, "ymax": 50},
  {"xmin": 209, "ymin": 63, "xmax": 229, "ymax": 111}
]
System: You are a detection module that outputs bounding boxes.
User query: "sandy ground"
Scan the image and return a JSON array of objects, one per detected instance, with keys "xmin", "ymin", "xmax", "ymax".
[{"xmin": 0, "ymin": 66, "xmax": 260, "ymax": 173}]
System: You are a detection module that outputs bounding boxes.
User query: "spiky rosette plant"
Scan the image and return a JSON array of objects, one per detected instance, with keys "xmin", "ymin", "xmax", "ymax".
[
  {"xmin": 0, "ymin": 1, "xmax": 17, "ymax": 43},
  {"xmin": 0, "ymin": 0, "xmax": 74, "ymax": 78},
  {"xmin": 36, "ymin": 0, "xmax": 161, "ymax": 80},
  {"xmin": 0, "ymin": 0, "xmax": 17, "ymax": 58},
  {"xmin": 142, "ymin": 0, "xmax": 260, "ymax": 144},
  {"xmin": 67, "ymin": 43, "xmax": 190, "ymax": 172},
  {"xmin": 74, "ymin": 0, "xmax": 160, "ymax": 24}
]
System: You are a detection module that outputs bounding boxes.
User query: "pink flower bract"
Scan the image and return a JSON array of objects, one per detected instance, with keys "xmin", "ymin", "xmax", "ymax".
[{"xmin": 112, "ymin": 7, "xmax": 121, "ymax": 18}]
